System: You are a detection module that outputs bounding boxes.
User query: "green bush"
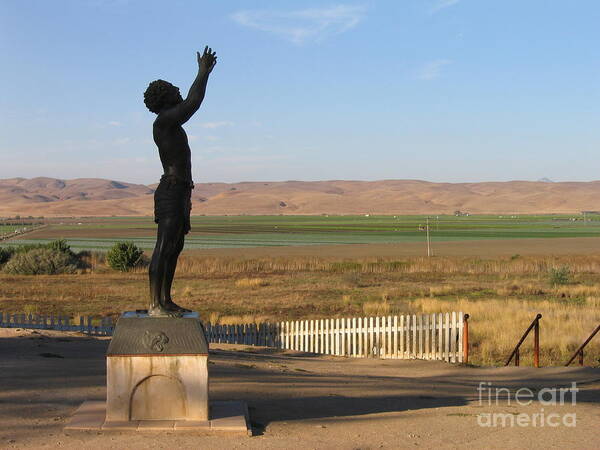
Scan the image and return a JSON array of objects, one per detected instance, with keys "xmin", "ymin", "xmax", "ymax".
[
  {"xmin": 3, "ymin": 248, "xmax": 78, "ymax": 275},
  {"xmin": 0, "ymin": 246, "xmax": 16, "ymax": 265},
  {"xmin": 549, "ymin": 266, "xmax": 570, "ymax": 286},
  {"xmin": 47, "ymin": 239, "xmax": 74, "ymax": 256},
  {"xmin": 0, "ymin": 239, "xmax": 75, "ymax": 265},
  {"xmin": 106, "ymin": 241, "xmax": 144, "ymax": 272}
]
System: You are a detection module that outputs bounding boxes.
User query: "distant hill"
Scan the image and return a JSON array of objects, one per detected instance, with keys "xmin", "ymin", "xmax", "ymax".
[{"xmin": 1, "ymin": 177, "xmax": 600, "ymax": 217}]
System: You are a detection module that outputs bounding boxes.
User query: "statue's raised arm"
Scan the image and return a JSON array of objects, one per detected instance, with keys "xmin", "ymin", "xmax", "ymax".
[{"xmin": 157, "ymin": 46, "xmax": 217, "ymax": 126}]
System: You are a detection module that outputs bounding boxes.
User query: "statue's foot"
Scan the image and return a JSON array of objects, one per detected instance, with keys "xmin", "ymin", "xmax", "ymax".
[
  {"xmin": 148, "ymin": 306, "xmax": 183, "ymax": 318},
  {"xmin": 164, "ymin": 300, "xmax": 192, "ymax": 313}
]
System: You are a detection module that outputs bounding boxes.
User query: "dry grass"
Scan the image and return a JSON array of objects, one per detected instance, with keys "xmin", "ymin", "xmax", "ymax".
[
  {"xmin": 411, "ymin": 297, "xmax": 600, "ymax": 366},
  {"xmin": 362, "ymin": 300, "xmax": 391, "ymax": 316},
  {"xmin": 1, "ymin": 253, "xmax": 599, "ymax": 366},
  {"xmin": 235, "ymin": 278, "xmax": 270, "ymax": 288}
]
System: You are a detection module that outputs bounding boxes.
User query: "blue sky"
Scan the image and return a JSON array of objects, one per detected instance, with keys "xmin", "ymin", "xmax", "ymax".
[{"xmin": 1, "ymin": 0, "xmax": 599, "ymax": 184}]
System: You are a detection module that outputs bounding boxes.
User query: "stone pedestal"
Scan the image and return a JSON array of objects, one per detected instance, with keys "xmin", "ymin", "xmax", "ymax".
[
  {"xmin": 106, "ymin": 311, "xmax": 209, "ymax": 422},
  {"xmin": 64, "ymin": 311, "xmax": 250, "ymax": 434}
]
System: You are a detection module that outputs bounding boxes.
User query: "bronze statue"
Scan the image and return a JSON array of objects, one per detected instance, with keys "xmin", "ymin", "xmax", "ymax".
[{"xmin": 143, "ymin": 46, "xmax": 217, "ymax": 316}]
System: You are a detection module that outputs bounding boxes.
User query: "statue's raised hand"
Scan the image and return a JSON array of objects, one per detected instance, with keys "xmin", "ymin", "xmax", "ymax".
[{"xmin": 198, "ymin": 46, "xmax": 217, "ymax": 74}]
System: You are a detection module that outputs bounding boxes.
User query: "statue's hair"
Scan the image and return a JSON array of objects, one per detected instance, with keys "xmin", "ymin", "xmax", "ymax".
[{"xmin": 143, "ymin": 79, "xmax": 178, "ymax": 114}]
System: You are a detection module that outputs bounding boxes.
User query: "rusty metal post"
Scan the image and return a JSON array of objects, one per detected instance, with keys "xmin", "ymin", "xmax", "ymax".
[
  {"xmin": 534, "ymin": 316, "xmax": 540, "ymax": 368},
  {"xmin": 505, "ymin": 314, "xmax": 542, "ymax": 366},
  {"xmin": 463, "ymin": 314, "xmax": 470, "ymax": 364},
  {"xmin": 565, "ymin": 324, "xmax": 600, "ymax": 366}
]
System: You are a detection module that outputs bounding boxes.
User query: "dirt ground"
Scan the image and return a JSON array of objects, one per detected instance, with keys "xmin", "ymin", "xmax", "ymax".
[{"xmin": 1, "ymin": 328, "xmax": 599, "ymax": 449}]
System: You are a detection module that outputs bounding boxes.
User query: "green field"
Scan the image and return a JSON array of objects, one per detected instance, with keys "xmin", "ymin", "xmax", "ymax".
[
  {"xmin": 0, "ymin": 225, "xmax": 19, "ymax": 234},
  {"xmin": 0, "ymin": 224, "xmax": 32, "ymax": 236},
  {"xmin": 2, "ymin": 214, "xmax": 600, "ymax": 251}
]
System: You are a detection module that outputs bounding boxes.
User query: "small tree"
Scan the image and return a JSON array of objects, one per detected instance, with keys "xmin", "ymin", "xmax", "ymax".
[
  {"xmin": 549, "ymin": 266, "xmax": 570, "ymax": 286},
  {"xmin": 47, "ymin": 239, "xmax": 74, "ymax": 256},
  {"xmin": 107, "ymin": 241, "xmax": 144, "ymax": 272}
]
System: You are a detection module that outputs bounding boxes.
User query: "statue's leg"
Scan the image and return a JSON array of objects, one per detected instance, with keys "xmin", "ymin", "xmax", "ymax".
[
  {"xmin": 148, "ymin": 217, "xmax": 180, "ymax": 316},
  {"xmin": 162, "ymin": 230, "xmax": 190, "ymax": 312},
  {"xmin": 148, "ymin": 223, "xmax": 165, "ymax": 311}
]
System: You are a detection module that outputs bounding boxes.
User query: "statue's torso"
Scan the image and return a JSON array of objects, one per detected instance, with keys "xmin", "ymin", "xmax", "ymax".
[{"xmin": 153, "ymin": 121, "xmax": 192, "ymax": 183}]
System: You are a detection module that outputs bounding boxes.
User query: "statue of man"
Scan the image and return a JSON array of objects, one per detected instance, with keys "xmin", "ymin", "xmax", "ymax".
[{"xmin": 143, "ymin": 46, "xmax": 217, "ymax": 316}]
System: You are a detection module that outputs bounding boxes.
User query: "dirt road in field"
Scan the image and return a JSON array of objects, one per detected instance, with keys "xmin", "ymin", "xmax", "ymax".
[
  {"xmin": 188, "ymin": 237, "xmax": 600, "ymax": 258},
  {"xmin": 1, "ymin": 328, "xmax": 598, "ymax": 449}
]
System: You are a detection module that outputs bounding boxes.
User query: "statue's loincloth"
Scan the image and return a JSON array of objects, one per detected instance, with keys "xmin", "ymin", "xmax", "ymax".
[{"xmin": 154, "ymin": 175, "xmax": 194, "ymax": 234}]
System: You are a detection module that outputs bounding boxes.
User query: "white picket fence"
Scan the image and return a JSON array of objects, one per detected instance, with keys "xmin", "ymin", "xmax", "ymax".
[
  {"xmin": 0, "ymin": 311, "xmax": 467, "ymax": 362},
  {"xmin": 206, "ymin": 312, "xmax": 467, "ymax": 362}
]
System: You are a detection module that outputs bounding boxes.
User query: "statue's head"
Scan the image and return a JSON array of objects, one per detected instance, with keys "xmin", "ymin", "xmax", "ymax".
[{"xmin": 143, "ymin": 79, "xmax": 183, "ymax": 114}]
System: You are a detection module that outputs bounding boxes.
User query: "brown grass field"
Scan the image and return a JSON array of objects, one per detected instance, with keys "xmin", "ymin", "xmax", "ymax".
[{"xmin": 1, "ymin": 245, "xmax": 599, "ymax": 367}]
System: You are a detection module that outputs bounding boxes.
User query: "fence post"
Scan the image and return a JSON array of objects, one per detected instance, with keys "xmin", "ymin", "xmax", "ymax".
[
  {"xmin": 340, "ymin": 318, "xmax": 345, "ymax": 356},
  {"xmin": 534, "ymin": 316, "xmax": 540, "ymax": 368},
  {"xmin": 376, "ymin": 316, "xmax": 382, "ymax": 357},
  {"xmin": 399, "ymin": 315, "xmax": 405, "ymax": 358},
  {"xmin": 393, "ymin": 315, "xmax": 398, "ymax": 359},
  {"xmin": 411, "ymin": 314, "xmax": 418, "ymax": 359},
  {"xmin": 463, "ymin": 314, "xmax": 470, "ymax": 364},
  {"xmin": 424, "ymin": 314, "xmax": 429, "ymax": 360},
  {"xmin": 444, "ymin": 313, "xmax": 450, "ymax": 362},
  {"xmin": 352, "ymin": 317, "xmax": 357, "ymax": 357},
  {"xmin": 451, "ymin": 312, "xmax": 457, "ymax": 363},
  {"xmin": 368, "ymin": 317, "xmax": 374, "ymax": 357},
  {"xmin": 332, "ymin": 318, "xmax": 338, "ymax": 356}
]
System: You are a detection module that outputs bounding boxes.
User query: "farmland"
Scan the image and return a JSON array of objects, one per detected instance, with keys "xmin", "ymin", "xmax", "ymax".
[{"xmin": 3, "ymin": 213, "xmax": 600, "ymax": 251}]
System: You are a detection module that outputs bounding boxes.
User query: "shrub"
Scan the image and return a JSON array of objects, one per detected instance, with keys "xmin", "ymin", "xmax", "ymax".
[
  {"xmin": 549, "ymin": 266, "xmax": 570, "ymax": 286},
  {"xmin": 106, "ymin": 241, "xmax": 144, "ymax": 272},
  {"xmin": 3, "ymin": 248, "xmax": 78, "ymax": 275},
  {"xmin": 0, "ymin": 246, "xmax": 16, "ymax": 265},
  {"xmin": 47, "ymin": 239, "xmax": 74, "ymax": 256}
]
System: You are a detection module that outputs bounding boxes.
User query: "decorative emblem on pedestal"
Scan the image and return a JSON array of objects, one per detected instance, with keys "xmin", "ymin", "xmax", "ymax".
[{"xmin": 143, "ymin": 330, "xmax": 169, "ymax": 352}]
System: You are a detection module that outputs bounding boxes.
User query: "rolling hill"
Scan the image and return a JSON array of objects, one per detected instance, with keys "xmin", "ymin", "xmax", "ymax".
[{"xmin": 1, "ymin": 177, "xmax": 599, "ymax": 217}]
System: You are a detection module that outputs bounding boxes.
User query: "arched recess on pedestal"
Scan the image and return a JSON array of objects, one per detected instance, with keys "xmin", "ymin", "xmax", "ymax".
[{"xmin": 130, "ymin": 374, "xmax": 187, "ymax": 420}]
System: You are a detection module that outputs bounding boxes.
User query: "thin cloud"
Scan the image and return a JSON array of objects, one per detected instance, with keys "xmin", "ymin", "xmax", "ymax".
[
  {"xmin": 108, "ymin": 121, "xmax": 122, "ymax": 127},
  {"xmin": 418, "ymin": 59, "xmax": 452, "ymax": 80},
  {"xmin": 231, "ymin": 5, "xmax": 366, "ymax": 44},
  {"xmin": 200, "ymin": 121, "xmax": 234, "ymax": 129},
  {"xmin": 430, "ymin": 0, "xmax": 460, "ymax": 14},
  {"xmin": 113, "ymin": 137, "xmax": 131, "ymax": 145}
]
